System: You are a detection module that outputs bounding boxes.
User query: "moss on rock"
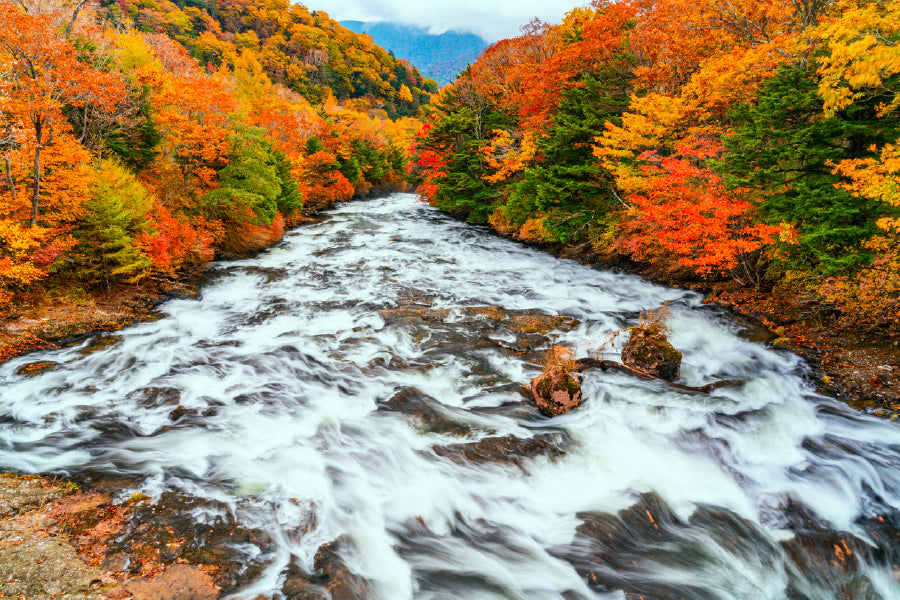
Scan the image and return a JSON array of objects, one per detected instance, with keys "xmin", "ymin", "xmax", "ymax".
[
  {"xmin": 621, "ymin": 327, "xmax": 682, "ymax": 382},
  {"xmin": 531, "ymin": 367, "xmax": 584, "ymax": 417}
]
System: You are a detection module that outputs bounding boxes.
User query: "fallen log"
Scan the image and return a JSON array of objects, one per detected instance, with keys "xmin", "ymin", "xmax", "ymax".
[{"xmin": 574, "ymin": 358, "xmax": 743, "ymax": 394}]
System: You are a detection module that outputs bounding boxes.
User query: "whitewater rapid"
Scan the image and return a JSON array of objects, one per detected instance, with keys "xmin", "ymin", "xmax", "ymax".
[{"xmin": 1, "ymin": 194, "xmax": 898, "ymax": 599}]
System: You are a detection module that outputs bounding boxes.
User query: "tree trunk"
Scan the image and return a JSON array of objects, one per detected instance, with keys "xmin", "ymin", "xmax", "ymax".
[
  {"xmin": 31, "ymin": 140, "xmax": 41, "ymax": 227},
  {"xmin": 64, "ymin": 0, "xmax": 88, "ymax": 37},
  {"xmin": 30, "ymin": 119, "xmax": 51, "ymax": 228},
  {"xmin": 3, "ymin": 155, "xmax": 15, "ymax": 202}
]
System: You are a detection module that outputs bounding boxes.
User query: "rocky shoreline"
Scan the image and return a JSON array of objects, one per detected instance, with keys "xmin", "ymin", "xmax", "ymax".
[
  {"xmin": 0, "ymin": 474, "xmax": 374, "ymax": 600},
  {"xmin": 3, "ymin": 197, "xmax": 897, "ymax": 417},
  {"xmin": 547, "ymin": 240, "xmax": 900, "ymax": 418}
]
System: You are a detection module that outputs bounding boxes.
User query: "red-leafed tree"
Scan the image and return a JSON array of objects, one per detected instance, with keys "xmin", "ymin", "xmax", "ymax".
[
  {"xmin": 518, "ymin": 1, "xmax": 637, "ymax": 132},
  {"xmin": 624, "ymin": 141, "xmax": 784, "ymax": 286},
  {"xmin": 135, "ymin": 202, "xmax": 214, "ymax": 275},
  {"xmin": 408, "ymin": 121, "xmax": 449, "ymax": 203}
]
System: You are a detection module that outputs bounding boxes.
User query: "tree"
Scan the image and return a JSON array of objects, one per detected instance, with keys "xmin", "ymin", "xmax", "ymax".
[
  {"xmin": 468, "ymin": 20, "xmax": 559, "ymax": 118},
  {"xmin": 625, "ymin": 141, "xmax": 783, "ymax": 286},
  {"xmin": 135, "ymin": 202, "xmax": 214, "ymax": 275},
  {"xmin": 814, "ymin": 0, "xmax": 900, "ymax": 118},
  {"xmin": 295, "ymin": 137, "xmax": 354, "ymax": 209},
  {"xmin": 505, "ymin": 69, "xmax": 632, "ymax": 243},
  {"xmin": 76, "ymin": 161, "xmax": 153, "ymax": 287},
  {"xmin": 722, "ymin": 63, "xmax": 897, "ymax": 276},
  {"xmin": 1, "ymin": 121, "xmax": 21, "ymax": 205},
  {"xmin": 203, "ymin": 128, "xmax": 282, "ymax": 226},
  {"xmin": 408, "ymin": 79, "xmax": 516, "ymax": 223},
  {"xmin": 0, "ymin": 2, "xmax": 125, "ymax": 226},
  {"xmin": 0, "ymin": 218, "xmax": 48, "ymax": 302},
  {"xmin": 150, "ymin": 64, "xmax": 235, "ymax": 195},
  {"xmin": 518, "ymin": 1, "xmax": 636, "ymax": 132},
  {"xmin": 271, "ymin": 148, "xmax": 302, "ymax": 216},
  {"xmin": 398, "ymin": 84, "xmax": 413, "ymax": 104}
]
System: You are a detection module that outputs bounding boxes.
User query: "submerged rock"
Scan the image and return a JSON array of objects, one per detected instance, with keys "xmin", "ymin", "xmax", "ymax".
[
  {"xmin": 621, "ymin": 327, "xmax": 682, "ymax": 381},
  {"xmin": 14, "ymin": 360, "xmax": 59, "ymax": 377},
  {"xmin": 559, "ymin": 493, "xmax": 776, "ymax": 600},
  {"xmin": 378, "ymin": 387, "xmax": 475, "ymax": 435},
  {"xmin": 314, "ymin": 537, "xmax": 371, "ymax": 599},
  {"xmin": 432, "ymin": 433, "xmax": 567, "ymax": 468},
  {"xmin": 377, "ymin": 305, "xmax": 578, "ymax": 336},
  {"xmin": 281, "ymin": 537, "xmax": 371, "ymax": 600},
  {"xmin": 530, "ymin": 367, "xmax": 583, "ymax": 417},
  {"xmin": 110, "ymin": 492, "xmax": 276, "ymax": 592}
]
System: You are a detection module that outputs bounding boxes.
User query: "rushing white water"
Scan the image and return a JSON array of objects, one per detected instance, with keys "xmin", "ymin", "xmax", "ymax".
[{"xmin": 2, "ymin": 194, "xmax": 899, "ymax": 599}]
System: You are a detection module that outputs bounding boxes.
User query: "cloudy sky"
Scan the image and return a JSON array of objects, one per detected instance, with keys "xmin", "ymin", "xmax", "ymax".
[{"xmin": 304, "ymin": 0, "xmax": 590, "ymax": 42}]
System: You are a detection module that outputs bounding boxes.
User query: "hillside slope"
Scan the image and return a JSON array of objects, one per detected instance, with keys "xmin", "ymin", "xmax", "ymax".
[{"xmin": 103, "ymin": 0, "xmax": 437, "ymax": 116}]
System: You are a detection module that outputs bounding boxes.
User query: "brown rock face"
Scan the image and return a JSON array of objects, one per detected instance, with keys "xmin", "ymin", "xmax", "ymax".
[
  {"xmin": 14, "ymin": 361, "xmax": 60, "ymax": 377},
  {"xmin": 313, "ymin": 538, "xmax": 371, "ymax": 599},
  {"xmin": 432, "ymin": 433, "xmax": 567, "ymax": 468},
  {"xmin": 125, "ymin": 564, "xmax": 219, "ymax": 600},
  {"xmin": 621, "ymin": 327, "xmax": 682, "ymax": 382},
  {"xmin": 280, "ymin": 537, "xmax": 371, "ymax": 600},
  {"xmin": 530, "ymin": 368, "xmax": 583, "ymax": 417}
]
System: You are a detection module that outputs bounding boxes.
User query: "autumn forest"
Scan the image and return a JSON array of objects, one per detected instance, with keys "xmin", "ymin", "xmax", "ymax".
[
  {"xmin": 411, "ymin": 0, "xmax": 900, "ymax": 333},
  {"xmin": 1, "ymin": 0, "xmax": 899, "ymax": 348},
  {"xmin": 1, "ymin": 0, "xmax": 430, "ymax": 310},
  {"xmin": 3, "ymin": 1, "xmax": 900, "ymax": 596}
]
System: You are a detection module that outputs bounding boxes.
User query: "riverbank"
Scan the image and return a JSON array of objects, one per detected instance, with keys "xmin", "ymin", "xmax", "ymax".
[
  {"xmin": 1, "ymin": 282, "xmax": 182, "ymax": 365},
  {"xmin": 563, "ymin": 245, "xmax": 900, "ymax": 417},
  {"xmin": 0, "ymin": 189, "xmax": 375, "ymax": 364},
  {"xmin": 0, "ymin": 474, "xmax": 366, "ymax": 599},
  {"xmin": 528, "ymin": 234, "xmax": 900, "ymax": 418},
  {"xmin": 2, "ymin": 195, "xmax": 898, "ymax": 417}
]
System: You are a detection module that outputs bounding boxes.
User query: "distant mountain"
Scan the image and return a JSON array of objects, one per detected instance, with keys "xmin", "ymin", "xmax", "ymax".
[{"xmin": 341, "ymin": 21, "xmax": 490, "ymax": 86}]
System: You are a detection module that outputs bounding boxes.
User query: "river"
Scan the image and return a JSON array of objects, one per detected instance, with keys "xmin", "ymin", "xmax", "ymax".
[{"xmin": 1, "ymin": 194, "xmax": 899, "ymax": 599}]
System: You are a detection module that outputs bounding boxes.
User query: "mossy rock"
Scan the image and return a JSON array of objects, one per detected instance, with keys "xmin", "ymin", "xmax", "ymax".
[
  {"xmin": 621, "ymin": 327, "xmax": 682, "ymax": 382},
  {"xmin": 14, "ymin": 361, "xmax": 60, "ymax": 378},
  {"xmin": 531, "ymin": 368, "xmax": 583, "ymax": 417}
]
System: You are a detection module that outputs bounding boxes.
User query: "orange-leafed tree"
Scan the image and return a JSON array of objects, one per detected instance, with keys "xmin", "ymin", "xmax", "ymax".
[
  {"xmin": 149, "ymin": 65, "xmax": 236, "ymax": 197},
  {"xmin": 0, "ymin": 1, "xmax": 124, "ymax": 227},
  {"xmin": 623, "ymin": 141, "xmax": 784, "ymax": 286},
  {"xmin": 469, "ymin": 19, "xmax": 560, "ymax": 116},
  {"xmin": 517, "ymin": 1, "xmax": 637, "ymax": 133},
  {"xmin": 809, "ymin": 0, "xmax": 900, "ymax": 326},
  {"xmin": 0, "ymin": 130, "xmax": 91, "ymax": 298},
  {"xmin": 0, "ymin": 219, "xmax": 48, "ymax": 302},
  {"xmin": 295, "ymin": 141, "xmax": 354, "ymax": 210}
]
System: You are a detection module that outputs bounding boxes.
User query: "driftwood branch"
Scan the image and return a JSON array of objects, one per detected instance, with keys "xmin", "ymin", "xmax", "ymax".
[{"xmin": 574, "ymin": 358, "xmax": 743, "ymax": 395}]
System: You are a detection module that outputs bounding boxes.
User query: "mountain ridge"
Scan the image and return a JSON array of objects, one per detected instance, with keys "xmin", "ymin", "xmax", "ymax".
[{"xmin": 341, "ymin": 20, "xmax": 490, "ymax": 85}]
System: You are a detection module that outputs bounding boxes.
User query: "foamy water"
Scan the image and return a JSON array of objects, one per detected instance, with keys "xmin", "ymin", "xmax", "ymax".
[{"xmin": 1, "ymin": 194, "xmax": 898, "ymax": 599}]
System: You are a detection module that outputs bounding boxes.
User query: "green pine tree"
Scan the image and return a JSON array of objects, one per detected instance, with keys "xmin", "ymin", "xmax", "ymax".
[
  {"xmin": 722, "ymin": 63, "xmax": 899, "ymax": 277},
  {"xmin": 203, "ymin": 128, "xmax": 282, "ymax": 226},
  {"xmin": 505, "ymin": 70, "xmax": 631, "ymax": 243},
  {"xmin": 77, "ymin": 161, "xmax": 154, "ymax": 287}
]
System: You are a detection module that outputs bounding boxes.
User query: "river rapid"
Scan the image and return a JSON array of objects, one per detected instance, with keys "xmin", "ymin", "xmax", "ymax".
[{"xmin": 2, "ymin": 194, "xmax": 899, "ymax": 599}]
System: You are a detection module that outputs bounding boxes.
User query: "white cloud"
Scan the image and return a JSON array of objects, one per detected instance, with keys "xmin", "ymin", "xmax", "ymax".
[{"xmin": 302, "ymin": 0, "xmax": 589, "ymax": 42}]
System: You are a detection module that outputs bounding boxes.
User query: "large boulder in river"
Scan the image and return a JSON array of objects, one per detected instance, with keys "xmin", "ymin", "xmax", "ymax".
[
  {"xmin": 621, "ymin": 327, "xmax": 681, "ymax": 381},
  {"xmin": 531, "ymin": 367, "xmax": 583, "ymax": 417}
]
